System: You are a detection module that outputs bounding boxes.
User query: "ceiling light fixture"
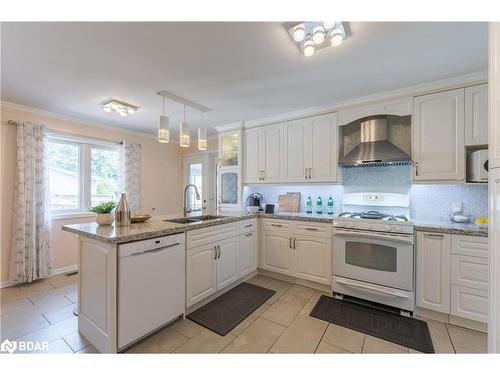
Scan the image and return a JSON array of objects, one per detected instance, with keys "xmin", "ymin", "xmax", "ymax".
[
  {"xmin": 198, "ymin": 112, "xmax": 207, "ymax": 151},
  {"xmin": 287, "ymin": 21, "xmax": 348, "ymax": 57},
  {"xmin": 158, "ymin": 96, "xmax": 170, "ymax": 143},
  {"xmin": 303, "ymin": 40, "xmax": 315, "ymax": 57},
  {"xmin": 292, "ymin": 24, "xmax": 305, "ymax": 42},
  {"xmin": 180, "ymin": 104, "xmax": 190, "ymax": 148},
  {"xmin": 312, "ymin": 25, "xmax": 325, "ymax": 45},
  {"xmin": 102, "ymin": 99, "xmax": 139, "ymax": 117}
]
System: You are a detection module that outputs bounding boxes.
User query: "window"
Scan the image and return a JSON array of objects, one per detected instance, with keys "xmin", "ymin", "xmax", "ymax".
[
  {"xmin": 187, "ymin": 163, "xmax": 203, "ymax": 212},
  {"xmin": 48, "ymin": 135, "xmax": 120, "ymax": 215}
]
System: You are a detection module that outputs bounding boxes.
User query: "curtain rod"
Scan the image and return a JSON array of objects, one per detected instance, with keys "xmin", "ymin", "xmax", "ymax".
[{"xmin": 7, "ymin": 120, "xmax": 130, "ymax": 146}]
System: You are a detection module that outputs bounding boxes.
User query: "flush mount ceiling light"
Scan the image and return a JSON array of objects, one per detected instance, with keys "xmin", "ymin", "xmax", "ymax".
[
  {"xmin": 157, "ymin": 91, "xmax": 210, "ymax": 147},
  {"xmin": 102, "ymin": 99, "xmax": 139, "ymax": 117},
  {"xmin": 287, "ymin": 21, "xmax": 348, "ymax": 57}
]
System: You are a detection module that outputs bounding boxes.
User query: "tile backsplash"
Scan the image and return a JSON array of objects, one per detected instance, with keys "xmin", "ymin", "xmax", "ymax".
[{"xmin": 244, "ymin": 166, "xmax": 488, "ymax": 221}]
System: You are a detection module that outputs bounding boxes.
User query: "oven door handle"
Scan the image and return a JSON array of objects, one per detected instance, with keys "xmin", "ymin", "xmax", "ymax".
[
  {"xmin": 333, "ymin": 229, "xmax": 413, "ymax": 244},
  {"xmin": 335, "ymin": 277, "xmax": 409, "ymax": 299}
]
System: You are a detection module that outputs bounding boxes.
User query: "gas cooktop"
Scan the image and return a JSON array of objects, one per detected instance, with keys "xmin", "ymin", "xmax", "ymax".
[{"xmin": 338, "ymin": 211, "xmax": 409, "ymax": 222}]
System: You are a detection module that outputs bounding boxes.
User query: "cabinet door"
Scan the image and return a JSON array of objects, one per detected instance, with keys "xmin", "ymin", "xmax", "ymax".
[
  {"xmin": 413, "ymin": 89, "xmax": 465, "ymax": 181},
  {"xmin": 416, "ymin": 231, "xmax": 451, "ymax": 314},
  {"xmin": 186, "ymin": 244, "xmax": 218, "ymax": 307},
  {"xmin": 308, "ymin": 113, "xmax": 339, "ymax": 183},
  {"xmin": 283, "ymin": 119, "xmax": 307, "ymax": 182},
  {"xmin": 217, "ymin": 237, "xmax": 239, "ymax": 290},
  {"xmin": 244, "ymin": 128, "xmax": 261, "ymax": 183},
  {"xmin": 261, "ymin": 232, "xmax": 294, "ymax": 276},
  {"xmin": 294, "ymin": 235, "xmax": 332, "ymax": 285},
  {"xmin": 465, "ymin": 84, "xmax": 488, "ymax": 146},
  {"xmin": 490, "ymin": 23, "xmax": 500, "ymax": 169},
  {"xmin": 263, "ymin": 124, "xmax": 283, "ymax": 182},
  {"xmin": 238, "ymin": 231, "xmax": 257, "ymax": 277}
]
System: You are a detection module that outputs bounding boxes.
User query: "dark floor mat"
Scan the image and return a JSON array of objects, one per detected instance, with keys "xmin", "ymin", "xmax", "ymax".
[
  {"xmin": 187, "ymin": 282, "xmax": 275, "ymax": 336},
  {"xmin": 310, "ymin": 295, "xmax": 434, "ymax": 353}
]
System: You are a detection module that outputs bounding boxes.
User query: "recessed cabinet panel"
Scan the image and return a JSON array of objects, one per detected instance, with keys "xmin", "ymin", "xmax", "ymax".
[
  {"xmin": 451, "ymin": 285, "xmax": 488, "ymax": 323},
  {"xmin": 465, "ymin": 84, "xmax": 489, "ymax": 146},
  {"xmin": 186, "ymin": 245, "xmax": 218, "ymax": 307},
  {"xmin": 416, "ymin": 231, "xmax": 451, "ymax": 313},
  {"xmin": 310, "ymin": 113, "xmax": 338, "ymax": 182},
  {"xmin": 261, "ymin": 232, "xmax": 294, "ymax": 276},
  {"xmin": 238, "ymin": 231, "xmax": 257, "ymax": 277},
  {"xmin": 244, "ymin": 128, "xmax": 261, "ymax": 183},
  {"xmin": 451, "ymin": 254, "xmax": 489, "ymax": 291},
  {"xmin": 217, "ymin": 237, "xmax": 239, "ymax": 290},
  {"xmin": 263, "ymin": 125, "xmax": 283, "ymax": 181},
  {"xmin": 284, "ymin": 119, "xmax": 307, "ymax": 181},
  {"xmin": 294, "ymin": 236, "xmax": 332, "ymax": 285},
  {"xmin": 413, "ymin": 89, "xmax": 465, "ymax": 181}
]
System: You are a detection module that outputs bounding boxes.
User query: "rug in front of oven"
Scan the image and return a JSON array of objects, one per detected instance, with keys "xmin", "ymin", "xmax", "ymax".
[{"xmin": 310, "ymin": 295, "xmax": 435, "ymax": 353}]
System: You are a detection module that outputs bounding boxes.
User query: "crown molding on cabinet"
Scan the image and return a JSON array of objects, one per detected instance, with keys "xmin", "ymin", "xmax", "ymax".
[
  {"xmin": 214, "ymin": 121, "xmax": 244, "ymax": 133},
  {"xmin": 241, "ymin": 71, "xmax": 488, "ymax": 129},
  {"xmin": 1, "ymin": 100, "xmax": 158, "ymax": 140}
]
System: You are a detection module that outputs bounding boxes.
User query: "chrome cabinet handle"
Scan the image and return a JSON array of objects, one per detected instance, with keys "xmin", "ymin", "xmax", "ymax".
[
  {"xmin": 214, "ymin": 245, "xmax": 217, "ymax": 260},
  {"xmin": 308, "ymin": 168, "xmax": 312, "ymax": 179},
  {"xmin": 217, "ymin": 245, "xmax": 221, "ymax": 259},
  {"xmin": 245, "ymin": 232, "xmax": 253, "ymax": 237},
  {"xmin": 415, "ymin": 161, "xmax": 419, "ymax": 176},
  {"xmin": 303, "ymin": 227, "xmax": 319, "ymax": 231},
  {"xmin": 271, "ymin": 223, "xmax": 283, "ymax": 227},
  {"xmin": 289, "ymin": 237, "xmax": 292, "ymax": 249},
  {"xmin": 293, "ymin": 238, "xmax": 296, "ymax": 249},
  {"xmin": 423, "ymin": 233, "xmax": 444, "ymax": 238},
  {"xmin": 244, "ymin": 223, "xmax": 253, "ymax": 228},
  {"xmin": 305, "ymin": 168, "xmax": 308, "ymax": 180}
]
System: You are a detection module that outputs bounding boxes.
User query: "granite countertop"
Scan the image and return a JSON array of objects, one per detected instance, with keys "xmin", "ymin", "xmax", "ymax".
[
  {"xmin": 412, "ymin": 220, "xmax": 488, "ymax": 237},
  {"xmin": 62, "ymin": 214, "xmax": 256, "ymax": 244},
  {"xmin": 258, "ymin": 211, "xmax": 335, "ymax": 223}
]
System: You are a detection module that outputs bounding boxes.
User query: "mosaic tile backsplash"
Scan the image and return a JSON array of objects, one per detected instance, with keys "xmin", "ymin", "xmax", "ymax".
[{"xmin": 244, "ymin": 166, "xmax": 488, "ymax": 220}]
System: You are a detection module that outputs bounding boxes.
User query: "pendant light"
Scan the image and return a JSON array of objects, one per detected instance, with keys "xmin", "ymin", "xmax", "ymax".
[
  {"xmin": 198, "ymin": 112, "xmax": 207, "ymax": 150},
  {"xmin": 158, "ymin": 96, "xmax": 170, "ymax": 143},
  {"xmin": 180, "ymin": 104, "xmax": 190, "ymax": 147}
]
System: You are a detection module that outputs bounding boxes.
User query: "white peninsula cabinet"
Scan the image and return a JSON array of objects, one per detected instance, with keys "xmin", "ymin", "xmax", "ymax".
[
  {"xmin": 243, "ymin": 112, "xmax": 339, "ymax": 184},
  {"xmin": 416, "ymin": 231, "xmax": 489, "ymax": 325},
  {"xmin": 186, "ymin": 219, "xmax": 257, "ymax": 308},
  {"xmin": 413, "ymin": 88, "xmax": 465, "ymax": 182},
  {"xmin": 260, "ymin": 219, "xmax": 332, "ymax": 285}
]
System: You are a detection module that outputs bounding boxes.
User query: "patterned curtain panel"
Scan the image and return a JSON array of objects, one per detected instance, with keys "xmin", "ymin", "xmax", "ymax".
[
  {"xmin": 10, "ymin": 122, "xmax": 52, "ymax": 284},
  {"xmin": 121, "ymin": 140, "xmax": 141, "ymax": 214}
]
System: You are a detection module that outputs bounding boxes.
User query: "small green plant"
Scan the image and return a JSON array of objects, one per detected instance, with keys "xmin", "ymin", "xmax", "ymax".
[{"xmin": 90, "ymin": 202, "xmax": 116, "ymax": 214}]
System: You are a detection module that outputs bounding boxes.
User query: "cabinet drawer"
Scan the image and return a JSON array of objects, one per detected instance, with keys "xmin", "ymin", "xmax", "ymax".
[
  {"xmin": 187, "ymin": 222, "xmax": 239, "ymax": 249},
  {"xmin": 451, "ymin": 255, "xmax": 488, "ymax": 291},
  {"xmin": 293, "ymin": 221, "xmax": 332, "ymax": 238},
  {"xmin": 261, "ymin": 219, "xmax": 292, "ymax": 234},
  {"xmin": 451, "ymin": 235, "xmax": 488, "ymax": 258},
  {"xmin": 451, "ymin": 285, "xmax": 488, "ymax": 323},
  {"xmin": 240, "ymin": 218, "xmax": 257, "ymax": 233}
]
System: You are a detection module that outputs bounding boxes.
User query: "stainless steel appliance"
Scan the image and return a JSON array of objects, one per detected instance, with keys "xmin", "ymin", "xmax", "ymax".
[
  {"xmin": 332, "ymin": 207, "xmax": 415, "ymax": 314},
  {"xmin": 468, "ymin": 149, "xmax": 488, "ymax": 182}
]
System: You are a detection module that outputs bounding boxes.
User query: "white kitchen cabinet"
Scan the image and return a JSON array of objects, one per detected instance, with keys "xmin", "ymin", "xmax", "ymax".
[
  {"xmin": 294, "ymin": 235, "xmax": 332, "ymax": 285},
  {"xmin": 451, "ymin": 285, "xmax": 489, "ymax": 323},
  {"xmin": 238, "ymin": 231, "xmax": 257, "ymax": 277},
  {"xmin": 465, "ymin": 84, "xmax": 489, "ymax": 146},
  {"xmin": 243, "ymin": 124, "xmax": 283, "ymax": 183},
  {"xmin": 186, "ymin": 244, "xmax": 218, "ymax": 307},
  {"xmin": 307, "ymin": 113, "xmax": 339, "ymax": 182},
  {"xmin": 416, "ymin": 231, "xmax": 451, "ymax": 314},
  {"xmin": 413, "ymin": 89, "xmax": 465, "ymax": 182},
  {"xmin": 283, "ymin": 119, "xmax": 308, "ymax": 181},
  {"xmin": 260, "ymin": 231, "xmax": 294, "ymax": 276},
  {"xmin": 243, "ymin": 127, "xmax": 261, "ymax": 183},
  {"xmin": 217, "ymin": 237, "xmax": 239, "ymax": 290}
]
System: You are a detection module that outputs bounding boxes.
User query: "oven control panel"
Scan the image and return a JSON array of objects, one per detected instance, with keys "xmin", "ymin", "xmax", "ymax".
[{"xmin": 333, "ymin": 218, "xmax": 414, "ymax": 235}]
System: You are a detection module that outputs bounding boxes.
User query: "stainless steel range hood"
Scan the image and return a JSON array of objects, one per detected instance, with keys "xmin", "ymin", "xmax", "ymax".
[{"xmin": 338, "ymin": 117, "xmax": 411, "ymax": 167}]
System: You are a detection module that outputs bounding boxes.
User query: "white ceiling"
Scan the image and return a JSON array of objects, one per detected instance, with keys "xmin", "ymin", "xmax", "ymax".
[{"xmin": 1, "ymin": 22, "xmax": 488, "ymax": 136}]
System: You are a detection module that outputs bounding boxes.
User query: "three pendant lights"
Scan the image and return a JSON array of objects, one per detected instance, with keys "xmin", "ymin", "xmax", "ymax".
[{"xmin": 157, "ymin": 95, "xmax": 208, "ymax": 150}]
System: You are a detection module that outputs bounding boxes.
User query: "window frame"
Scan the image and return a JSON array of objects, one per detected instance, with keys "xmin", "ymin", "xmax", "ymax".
[{"xmin": 47, "ymin": 133, "xmax": 120, "ymax": 220}]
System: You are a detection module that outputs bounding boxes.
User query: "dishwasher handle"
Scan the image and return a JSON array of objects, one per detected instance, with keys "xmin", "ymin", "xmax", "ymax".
[{"xmin": 129, "ymin": 242, "xmax": 180, "ymax": 257}]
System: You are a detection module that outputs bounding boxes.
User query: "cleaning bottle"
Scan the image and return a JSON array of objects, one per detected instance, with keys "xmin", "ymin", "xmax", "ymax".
[
  {"xmin": 306, "ymin": 196, "xmax": 313, "ymax": 214},
  {"xmin": 327, "ymin": 196, "xmax": 334, "ymax": 215},
  {"xmin": 316, "ymin": 196, "xmax": 323, "ymax": 214}
]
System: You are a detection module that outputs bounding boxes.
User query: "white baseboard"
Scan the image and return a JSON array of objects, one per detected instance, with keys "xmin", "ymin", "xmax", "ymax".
[{"xmin": 0, "ymin": 264, "xmax": 78, "ymax": 289}]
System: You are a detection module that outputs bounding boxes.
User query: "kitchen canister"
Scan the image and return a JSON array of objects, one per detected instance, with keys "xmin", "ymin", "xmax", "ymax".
[{"xmin": 115, "ymin": 193, "xmax": 131, "ymax": 226}]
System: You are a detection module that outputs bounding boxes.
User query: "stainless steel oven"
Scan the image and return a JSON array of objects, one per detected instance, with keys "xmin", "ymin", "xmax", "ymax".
[{"xmin": 332, "ymin": 227, "xmax": 415, "ymax": 311}]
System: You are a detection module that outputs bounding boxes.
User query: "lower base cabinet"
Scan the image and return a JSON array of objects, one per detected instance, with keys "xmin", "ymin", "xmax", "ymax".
[
  {"xmin": 416, "ymin": 231, "xmax": 488, "ymax": 323},
  {"xmin": 238, "ymin": 231, "xmax": 257, "ymax": 277},
  {"xmin": 217, "ymin": 237, "xmax": 240, "ymax": 290},
  {"xmin": 186, "ymin": 244, "xmax": 218, "ymax": 307},
  {"xmin": 260, "ymin": 219, "xmax": 332, "ymax": 285}
]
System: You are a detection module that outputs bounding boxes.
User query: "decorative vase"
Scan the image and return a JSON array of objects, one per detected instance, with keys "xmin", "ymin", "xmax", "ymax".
[
  {"xmin": 115, "ymin": 193, "xmax": 131, "ymax": 226},
  {"xmin": 96, "ymin": 213, "xmax": 114, "ymax": 226}
]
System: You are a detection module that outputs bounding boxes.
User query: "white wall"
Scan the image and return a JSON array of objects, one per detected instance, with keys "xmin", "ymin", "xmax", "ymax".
[{"xmin": 0, "ymin": 104, "xmax": 184, "ymax": 285}]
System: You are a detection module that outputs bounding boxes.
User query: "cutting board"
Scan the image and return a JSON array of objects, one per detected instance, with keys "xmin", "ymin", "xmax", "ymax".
[{"xmin": 277, "ymin": 192, "xmax": 301, "ymax": 212}]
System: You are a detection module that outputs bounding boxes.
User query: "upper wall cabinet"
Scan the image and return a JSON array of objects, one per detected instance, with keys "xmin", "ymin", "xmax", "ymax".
[
  {"xmin": 465, "ymin": 84, "xmax": 488, "ymax": 146},
  {"xmin": 243, "ymin": 112, "xmax": 338, "ymax": 184},
  {"xmin": 338, "ymin": 98, "xmax": 411, "ymax": 126},
  {"xmin": 413, "ymin": 89, "xmax": 465, "ymax": 182}
]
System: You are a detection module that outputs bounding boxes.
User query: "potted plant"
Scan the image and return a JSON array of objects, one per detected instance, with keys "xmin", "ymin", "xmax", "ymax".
[{"xmin": 90, "ymin": 202, "xmax": 117, "ymax": 226}]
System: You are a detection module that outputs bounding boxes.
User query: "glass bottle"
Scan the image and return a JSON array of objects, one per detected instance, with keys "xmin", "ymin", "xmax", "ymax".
[
  {"xmin": 306, "ymin": 196, "xmax": 313, "ymax": 214},
  {"xmin": 115, "ymin": 193, "xmax": 131, "ymax": 226},
  {"xmin": 316, "ymin": 196, "xmax": 323, "ymax": 214},
  {"xmin": 327, "ymin": 196, "xmax": 334, "ymax": 215}
]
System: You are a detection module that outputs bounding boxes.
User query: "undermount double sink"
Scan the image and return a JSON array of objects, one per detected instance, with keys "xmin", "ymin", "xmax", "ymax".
[{"xmin": 163, "ymin": 215, "xmax": 227, "ymax": 224}]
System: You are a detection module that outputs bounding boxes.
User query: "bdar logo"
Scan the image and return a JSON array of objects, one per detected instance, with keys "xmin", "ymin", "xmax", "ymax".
[{"xmin": 1, "ymin": 339, "xmax": 17, "ymax": 354}]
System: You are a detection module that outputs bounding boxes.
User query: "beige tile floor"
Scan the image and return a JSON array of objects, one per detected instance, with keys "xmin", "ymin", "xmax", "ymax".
[{"xmin": 0, "ymin": 273, "xmax": 487, "ymax": 354}]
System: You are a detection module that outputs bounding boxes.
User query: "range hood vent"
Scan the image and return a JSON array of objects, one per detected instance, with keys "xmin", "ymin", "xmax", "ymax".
[{"xmin": 339, "ymin": 116, "xmax": 412, "ymax": 167}]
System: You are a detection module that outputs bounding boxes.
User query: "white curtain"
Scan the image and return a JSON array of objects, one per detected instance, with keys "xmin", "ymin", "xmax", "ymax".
[
  {"xmin": 10, "ymin": 121, "xmax": 52, "ymax": 284},
  {"xmin": 121, "ymin": 140, "xmax": 141, "ymax": 214}
]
